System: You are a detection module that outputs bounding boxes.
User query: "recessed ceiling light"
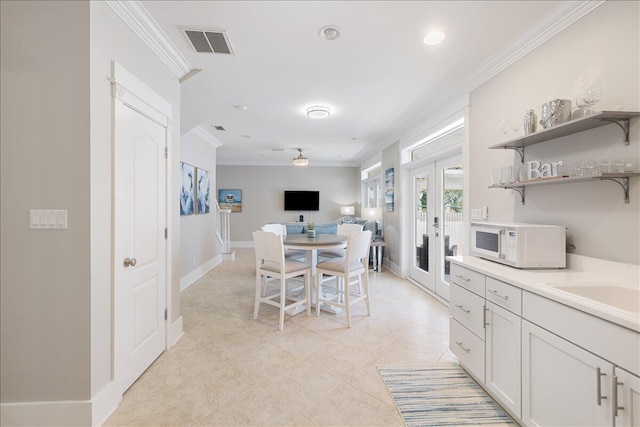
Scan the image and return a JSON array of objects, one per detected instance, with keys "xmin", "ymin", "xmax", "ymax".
[
  {"xmin": 423, "ymin": 31, "xmax": 445, "ymax": 45},
  {"xmin": 233, "ymin": 105, "xmax": 247, "ymax": 111},
  {"xmin": 240, "ymin": 135, "xmax": 251, "ymax": 139},
  {"xmin": 307, "ymin": 106, "xmax": 331, "ymax": 119},
  {"xmin": 319, "ymin": 25, "xmax": 342, "ymax": 41}
]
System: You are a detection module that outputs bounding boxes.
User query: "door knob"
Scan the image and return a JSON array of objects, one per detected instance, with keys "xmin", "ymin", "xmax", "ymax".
[{"xmin": 123, "ymin": 257, "xmax": 137, "ymax": 267}]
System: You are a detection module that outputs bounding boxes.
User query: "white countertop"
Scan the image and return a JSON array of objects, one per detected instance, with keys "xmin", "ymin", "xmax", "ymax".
[{"xmin": 448, "ymin": 255, "xmax": 640, "ymax": 333}]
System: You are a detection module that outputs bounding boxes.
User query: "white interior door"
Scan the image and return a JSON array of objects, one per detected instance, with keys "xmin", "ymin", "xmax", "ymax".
[
  {"xmin": 114, "ymin": 75, "xmax": 168, "ymax": 392},
  {"xmin": 409, "ymin": 153, "xmax": 463, "ymax": 301}
]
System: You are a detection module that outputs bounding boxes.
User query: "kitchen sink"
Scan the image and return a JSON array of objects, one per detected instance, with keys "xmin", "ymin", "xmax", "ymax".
[{"xmin": 552, "ymin": 284, "xmax": 639, "ymax": 313}]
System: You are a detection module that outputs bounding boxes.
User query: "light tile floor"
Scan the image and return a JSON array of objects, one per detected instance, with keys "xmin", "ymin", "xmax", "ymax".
[{"xmin": 105, "ymin": 248, "xmax": 457, "ymax": 426}]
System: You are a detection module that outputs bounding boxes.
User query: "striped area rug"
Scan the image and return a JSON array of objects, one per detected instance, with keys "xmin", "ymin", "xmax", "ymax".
[{"xmin": 378, "ymin": 366, "xmax": 517, "ymax": 426}]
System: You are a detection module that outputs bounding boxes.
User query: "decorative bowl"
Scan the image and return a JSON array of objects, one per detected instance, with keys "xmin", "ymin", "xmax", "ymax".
[{"xmin": 540, "ymin": 99, "xmax": 572, "ymax": 128}]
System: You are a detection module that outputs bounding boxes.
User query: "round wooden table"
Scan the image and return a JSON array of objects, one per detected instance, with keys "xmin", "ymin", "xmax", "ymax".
[{"xmin": 283, "ymin": 234, "xmax": 348, "ymax": 314}]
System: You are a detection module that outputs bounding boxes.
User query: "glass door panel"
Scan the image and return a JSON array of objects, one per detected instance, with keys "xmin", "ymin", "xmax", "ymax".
[
  {"xmin": 410, "ymin": 164, "xmax": 435, "ymax": 293},
  {"xmin": 409, "ymin": 154, "xmax": 463, "ymax": 301},
  {"xmin": 436, "ymin": 160, "xmax": 463, "ymax": 301}
]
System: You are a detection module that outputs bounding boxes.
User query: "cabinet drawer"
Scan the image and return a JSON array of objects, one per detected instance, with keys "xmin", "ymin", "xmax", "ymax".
[
  {"xmin": 486, "ymin": 277, "xmax": 522, "ymax": 315},
  {"xmin": 450, "ymin": 263, "xmax": 485, "ymax": 297},
  {"xmin": 450, "ymin": 317, "xmax": 485, "ymax": 382},
  {"xmin": 450, "ymin": 283, "xmax": 486, "ymax": 340}
]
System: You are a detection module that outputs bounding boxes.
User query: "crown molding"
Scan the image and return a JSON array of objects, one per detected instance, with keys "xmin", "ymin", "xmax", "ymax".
[
  {"xmin": 438, "ymin": 0, "xmax": 606, "ymax": 111},
  {"xmin": 104, "ymin": 0, "xmax": 193, "ymax": 79},
  {"xmin": 192, "ymin": 125, "xmax": 223, "ymax": 147},
  {"xmin": 375, "ymin": 0, "xmax": 606, "ymax": 157}
]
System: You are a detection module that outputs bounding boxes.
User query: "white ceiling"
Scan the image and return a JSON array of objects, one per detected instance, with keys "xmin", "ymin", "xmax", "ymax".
[{"xmin": 140, "ymin": 0, "xmax": 572, "ymax": 166}]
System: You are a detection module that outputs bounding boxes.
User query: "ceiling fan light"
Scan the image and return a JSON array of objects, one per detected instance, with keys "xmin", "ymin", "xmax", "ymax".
[
  {"xmin": 292, "ymin": 148, "xmax": 309, "ymax": 166},
  {"xmin": 306, "ymin": 106, "xmax": 331, "ymax": 119}
]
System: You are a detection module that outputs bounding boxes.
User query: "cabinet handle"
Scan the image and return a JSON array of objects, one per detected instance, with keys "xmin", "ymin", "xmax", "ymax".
[
  {"xmin": 455, "ymin": 275, "xmax": 470, "ymax": 282},
  {"xmin": 455, "ymin": 341, "xmax": 471, "ymax": 353},
  {"xmin": 596, "ymin": 367, "xmax": 607, "ymax": 405},
  {"xmin": 613, "ymin": 374, "xmax": 624, "ymax": 419},
  {"xmin": 488, "ymin": 289, "xmax": 509, "ymax": 300},
  {"xmin": 484, "ymin": 306, "xmax": 489, "ymax": 327},
  {"xmin": 455, "ymin": 304, "xmax": 470, "ymax": 314}
]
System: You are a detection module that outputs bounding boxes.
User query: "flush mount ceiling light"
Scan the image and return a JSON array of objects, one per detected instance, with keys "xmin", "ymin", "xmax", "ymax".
[
  {"xmin": 292, "ymin": 148, "xmax": 309, "ymax": 166},
  {"xmin": 319, "ymin": 25, "xmax": 342, "ymax": 41},
  {"xmin": 307, "ymin": 106, "xmax": 331, "ymax": 119},
  {"xmin": 423, "ymin": 31, "xmax": 446, "ymax": 45}
]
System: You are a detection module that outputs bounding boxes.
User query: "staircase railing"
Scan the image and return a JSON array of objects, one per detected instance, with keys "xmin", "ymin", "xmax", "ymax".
[{"xmin": 215, "ymin": 200, "xmax": 232, "ymax": 254}]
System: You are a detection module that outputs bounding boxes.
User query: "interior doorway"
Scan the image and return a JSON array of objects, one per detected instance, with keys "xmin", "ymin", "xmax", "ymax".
[{"xmin": 112, "ymin": 63, "xmax": 171, "ymax": 393}]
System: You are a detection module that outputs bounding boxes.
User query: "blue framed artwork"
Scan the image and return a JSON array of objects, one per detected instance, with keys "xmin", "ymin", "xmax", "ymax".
[
  {"xmin": 218, "ymin": 189, "xmax": 242, "ymax": 212},
  {"xmin": 180, "ymin": 162, "xmax": 195, "ymax": 215},
  {"xmin": 196, "ymin": 168, "xmax": 210, "ymax": 214},
  {"xmin": 385, "ymin": 167, "xmax": 394, "ymax": 212}
]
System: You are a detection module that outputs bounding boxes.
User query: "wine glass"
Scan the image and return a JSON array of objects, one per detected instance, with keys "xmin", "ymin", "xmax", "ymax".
[
  {"xmin": 574, "ymin": 94, "xmax": 589, "ymax": 118},
  {"xmin": 579, "ymin": 85, "xmax": 602, "ymax": 115},
  {"xmin": 499, "ymin": 119, "xmax": 510, "ymax": 134}
]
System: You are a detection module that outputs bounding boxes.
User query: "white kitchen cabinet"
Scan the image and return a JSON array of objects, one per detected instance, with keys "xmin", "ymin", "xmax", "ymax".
[
  {"xmin": 522, "ymin": 320, "xmax": 613, "ymax": 426},
  {"xmin": 486, "ymin": 301, "xmax": 521, "ymax": 418},
  {"xmin": 450, "ymin": 317, "xmax": 485, "ymax": 381},
  {"xmin": 450, "ymin": 282, "xmax": 486, "ymax": 339},
  {"xmin": 614, "ymin": 367, "xmax": 640, "ymax": 427}
]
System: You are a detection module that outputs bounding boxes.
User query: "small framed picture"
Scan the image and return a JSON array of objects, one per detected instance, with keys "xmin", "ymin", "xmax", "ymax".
[{"xmin": 218, "ymin": 189, "xmax": 242, "ymax": 212}]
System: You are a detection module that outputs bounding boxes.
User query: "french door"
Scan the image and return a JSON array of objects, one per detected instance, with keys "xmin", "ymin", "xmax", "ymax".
[{"xmin": 409, "ymin": 153, "xmax": 463, "ymax": 301}]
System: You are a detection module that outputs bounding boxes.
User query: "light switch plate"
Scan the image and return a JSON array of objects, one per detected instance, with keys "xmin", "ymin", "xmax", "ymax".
[
  {"xmin": 471, "ymin": 208, "xmax": 481, "ymax": 220},
  {"xmin": 30, "ymin": 209, "xmax": 67, "ymax": 229},
  {"xmin": 482, "ymin": 206, "xmax": 489, "ymax": 220}
]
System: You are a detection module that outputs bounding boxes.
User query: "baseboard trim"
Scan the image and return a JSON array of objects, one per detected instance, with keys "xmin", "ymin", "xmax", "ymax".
[
  {"xmin": 168, "ymin": 315, "xmax": 184, "ymax": 348},
  {"xmin": 91, "ymin": 381, "xmax": 121, "ymax": 427},
  {"xmin": 180, "ymin": 255, "xmax": 222, "ymax": 292},
  {"xmin": 386, "ymin": 259, "xmax": 402, "ymax": 277},
  {"xmin": 1, "ymin": 400, "xmax": 92, "ymax": 427}
]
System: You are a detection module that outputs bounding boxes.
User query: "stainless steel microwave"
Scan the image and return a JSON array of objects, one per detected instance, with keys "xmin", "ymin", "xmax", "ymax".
[{"xmin": 470, "ymin": 222, "xmax": 566, "ymax": 269}]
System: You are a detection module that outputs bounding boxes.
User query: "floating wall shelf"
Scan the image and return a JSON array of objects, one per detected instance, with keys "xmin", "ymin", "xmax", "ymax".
[
  {"xmin": 489, "ymin": 111, "xmax": 640, "ymax": 163},
  {"xmin": 490, "ymin": 173, "xmax": 640, "ymax": 205}
]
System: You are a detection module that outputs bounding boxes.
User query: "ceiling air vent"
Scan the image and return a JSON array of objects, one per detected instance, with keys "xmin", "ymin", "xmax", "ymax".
[
  {"xmin": 212, "ymin": 125, "xmax": 226, "ymax": 131},
  {"xmin": 182, "ymin": 28, "xmax": 234, "ymax": 55}
]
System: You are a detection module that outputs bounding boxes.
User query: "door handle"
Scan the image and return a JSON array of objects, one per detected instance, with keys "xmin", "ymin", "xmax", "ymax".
[
  {"xmin": 488, "ymin": 289, "xmax": 509, "ymax": 300},
  {"xmin": 613, "ymin": 374, "xmax": 624, "ymax": 419},
  {"xmin": 455, "ymin": 341, "xmax": 470, "ymax": 353},
  {"xmin": 596, "ymin": 367, "xmax": 607, "ymax": 405},
  {"xmin": 455, "ymin": 304, "xmax": 470, "ymax": 314},
  {"xmin": 123, "ymin": 257, "xmax": 137, "ymax": 267}
]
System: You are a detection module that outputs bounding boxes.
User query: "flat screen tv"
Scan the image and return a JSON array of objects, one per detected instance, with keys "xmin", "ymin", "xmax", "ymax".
[{"xmin": 284, "ymin": 190, "xmax": 319, "ymax": 211}]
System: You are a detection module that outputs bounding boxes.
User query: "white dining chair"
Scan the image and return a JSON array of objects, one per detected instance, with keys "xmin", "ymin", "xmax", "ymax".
[
  {"xmin": 261, "ymin": 223, "xmax": 306, "ymax": 260},
  {"xmin": 317, "ymin": 223, "xmax": 363, "ymax": 260},
  {"xmin": 253, "ymin": 231, "xmax": 311, "ymax": 330},
  {"xmin": 315, "ymin": 229, "xmax": 372, "ymax": 327}
]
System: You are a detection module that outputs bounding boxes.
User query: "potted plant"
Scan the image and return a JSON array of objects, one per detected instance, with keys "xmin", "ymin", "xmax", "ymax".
[{"xmin": 307, "ymin": 222, "xmax": 316, "ymax": 238}]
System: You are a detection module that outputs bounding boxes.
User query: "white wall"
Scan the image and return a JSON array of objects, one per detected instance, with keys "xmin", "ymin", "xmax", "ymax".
[
  {"xmin": 382, "ymin": 143, "xmax": 402, "ymax": 274},
  {"xmin": 217, "ymin": 165, "xmax": 360, "ymax": 242},
  {"xmin": 180, "ymin": 130, "xmax": 220, "ymax": 282},
  {"xmin": 468, "ymin": 1, "xmax": 639, "ymax": 264},
  {"xmin": 1, "ymin": 0, "xmax": 91, "ymax": 402},
  {"xmin": 1, "ymin": 1, "xmax": 182, "ymax": 424},
  {"xmin": 90, "ymin": 0, "xmax": 181, "ymax": 401}
]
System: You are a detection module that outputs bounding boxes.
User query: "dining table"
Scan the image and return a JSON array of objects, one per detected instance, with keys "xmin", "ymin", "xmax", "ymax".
[{"xmin": 283, "ymin": 233, "xmax": 348, "ymax": 315}]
